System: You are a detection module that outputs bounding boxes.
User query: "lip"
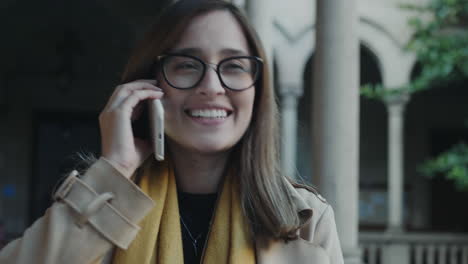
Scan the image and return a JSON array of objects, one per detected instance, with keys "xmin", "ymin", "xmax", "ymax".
[{"xmin": 184, "ymin": 103, "xmax": 233, "ymax": 126}]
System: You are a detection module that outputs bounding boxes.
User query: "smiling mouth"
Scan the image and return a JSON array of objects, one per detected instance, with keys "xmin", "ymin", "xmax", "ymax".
[{"xmin": 185, "ymin": 109, "xmax": 233, "ymax": 119}]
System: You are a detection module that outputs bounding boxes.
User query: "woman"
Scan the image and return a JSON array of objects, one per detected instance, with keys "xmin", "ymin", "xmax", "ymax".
[{"xmin": 0, "ymin": 0, "xmax": 344, "ymax": 263}]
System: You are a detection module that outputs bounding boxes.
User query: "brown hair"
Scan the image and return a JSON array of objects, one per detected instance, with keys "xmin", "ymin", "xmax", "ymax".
[{"xmin": 122, "ymin": 0, "xmax": 301, "ymax": 240}]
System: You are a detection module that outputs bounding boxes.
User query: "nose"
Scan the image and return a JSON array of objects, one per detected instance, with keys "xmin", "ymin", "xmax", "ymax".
[{"xmin": 195, "ymin": 66, "xmax": 226, "ymax": 97}]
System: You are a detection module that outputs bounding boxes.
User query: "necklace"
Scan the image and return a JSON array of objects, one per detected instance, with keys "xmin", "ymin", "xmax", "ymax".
[{"xmin": 180, "ymin": 215, "xmax": 203, "ymax": 256}]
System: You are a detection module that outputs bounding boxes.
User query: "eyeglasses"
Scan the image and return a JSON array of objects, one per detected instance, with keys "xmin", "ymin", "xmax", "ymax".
[{"xmin": 157, "ymin": 53, "xmax": 263, "ymax": 91}]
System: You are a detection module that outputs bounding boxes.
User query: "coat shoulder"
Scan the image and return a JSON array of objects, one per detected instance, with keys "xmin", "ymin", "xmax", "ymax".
[
  {"xmin": 291, "ymin": 182, "xmax": 328, "ymax": 203},
  {"xmin": 289, "ymin": 181, "xmax": 330, "ymax": 218}
]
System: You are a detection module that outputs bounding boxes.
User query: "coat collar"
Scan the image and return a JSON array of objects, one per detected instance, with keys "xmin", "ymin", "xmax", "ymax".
[{"xmin": 283, "ymin": 178, "xmax": 314, "ymax": 227}]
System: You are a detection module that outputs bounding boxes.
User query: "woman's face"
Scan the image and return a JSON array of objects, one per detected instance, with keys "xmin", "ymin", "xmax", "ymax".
[{"xmin": 159, "ymin": 10, "xmax": 256, "ymax": 155}]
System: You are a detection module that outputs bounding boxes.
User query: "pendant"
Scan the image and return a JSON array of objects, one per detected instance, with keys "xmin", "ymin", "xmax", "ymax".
[{"xmin": 192, "ymin": 239, "xmax": 198, "ymax": 256}]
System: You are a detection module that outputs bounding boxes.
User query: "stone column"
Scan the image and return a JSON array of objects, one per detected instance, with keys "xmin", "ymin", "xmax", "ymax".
[
  {"xmin": 385, "ymin": 94, "xmax": 410, "ymax": 233},
  {"xmin": 279, "ymin": 84, "xmax": 303, "ymax": 178},
  {"xmin": 312, "ymin": 0, "xmax": 361, "ymax": 263},
  {"xmin": 380, "ymin": 94, "xmax": 411, "ymax": 264},
  {"xmin": 246, "ymin": 0, "xmax": 273, "ymax": 65}
]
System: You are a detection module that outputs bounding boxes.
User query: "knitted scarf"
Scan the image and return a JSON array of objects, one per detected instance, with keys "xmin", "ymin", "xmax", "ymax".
[{"xmin": 112, "ymin": 160, "xmax": 255, "ymax": 264}]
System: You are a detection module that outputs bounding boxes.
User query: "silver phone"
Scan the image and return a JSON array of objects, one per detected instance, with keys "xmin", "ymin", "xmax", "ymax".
[{"xmin": 149, "ymin": 99, "xmax": 164, "ymax": 161}]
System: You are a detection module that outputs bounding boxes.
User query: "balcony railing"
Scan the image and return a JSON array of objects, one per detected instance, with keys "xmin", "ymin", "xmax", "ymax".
[{"xmin": 360, "ymin": 232, "xmax": 468, "ymax": 264}]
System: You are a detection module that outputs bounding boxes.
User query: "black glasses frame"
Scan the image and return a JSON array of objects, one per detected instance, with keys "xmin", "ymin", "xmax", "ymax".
[{"xmin": 157, "ymin": 53, "xmax": 263, "ymax": 91}]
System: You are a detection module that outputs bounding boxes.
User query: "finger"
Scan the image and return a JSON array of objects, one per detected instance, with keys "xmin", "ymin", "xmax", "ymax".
[
  {"xmin": 119, "ymin": 90, "xmax": 164, "ymax": 115},
  {"xmin": 105, "ymin": 82, "xmax": 162, "ymax": 111},
  {"xmin": 120, "ymin": 79, "xmax": 160, "ymax": 92},
  {"xmin": 133, "ymin": 79, "xmax": 158, "ymax": 85},
  {"xmin": 114, "ymin": 82, "xmax": 161, "ymax": 100}
]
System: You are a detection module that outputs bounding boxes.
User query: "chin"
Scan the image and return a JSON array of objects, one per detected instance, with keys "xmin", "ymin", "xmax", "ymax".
[
  {"xmin": 167, "ymin": 136, "xmax": 237, "ymax": 156},
  {"xmin": 188, "ymin": 141, "xmax": 235, "ymax": 155}
]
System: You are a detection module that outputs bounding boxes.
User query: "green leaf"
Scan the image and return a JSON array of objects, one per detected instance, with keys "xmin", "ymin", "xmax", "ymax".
[{"xmin": 420, "ymin": 143, "xmax": 468, "ymax": 190}]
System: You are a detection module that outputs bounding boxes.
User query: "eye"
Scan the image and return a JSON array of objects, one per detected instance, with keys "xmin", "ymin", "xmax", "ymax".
[
  {"xmin": 175, "ymin": 61, "xmax": 200, "ymax": 71},
  {"xmin": 221, "ymin": 60, "xmax": 250, "ymax": 73},
  {"xmin": 165, "ymin": 56, "xmax": 203, "ymax": 73}
]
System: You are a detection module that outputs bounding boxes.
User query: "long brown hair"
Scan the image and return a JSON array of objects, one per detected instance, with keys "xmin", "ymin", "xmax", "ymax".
[{"xmin": 122, "ymin": 0, "xmax": 301, "ymax": 240}]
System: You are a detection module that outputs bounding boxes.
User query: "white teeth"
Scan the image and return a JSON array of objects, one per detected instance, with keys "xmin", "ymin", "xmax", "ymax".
[{"xmin": 189, "ymin": 109, "xmax": 228, "ymax": 118}]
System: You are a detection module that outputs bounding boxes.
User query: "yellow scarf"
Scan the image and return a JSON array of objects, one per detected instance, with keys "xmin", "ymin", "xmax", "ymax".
[{"xmin": 112, "ymin": 160, "xmax": 256, "ymax": 264}]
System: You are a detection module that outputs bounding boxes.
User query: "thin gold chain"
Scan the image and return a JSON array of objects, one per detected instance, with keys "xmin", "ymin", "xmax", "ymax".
[{"xmin": 180, "ymin": 215, "xmax": 203, "ymax": 256}]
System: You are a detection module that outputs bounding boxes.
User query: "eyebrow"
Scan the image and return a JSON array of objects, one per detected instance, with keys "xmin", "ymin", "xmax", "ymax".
[{"xmin": 170, "ymin": 47, "xmax": 250, "ymax": 57}]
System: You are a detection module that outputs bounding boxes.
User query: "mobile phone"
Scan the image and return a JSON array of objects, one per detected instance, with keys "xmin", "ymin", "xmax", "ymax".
[{"xmin": 149, "ymin": 99, "xmax": 164, "ymax": 161}]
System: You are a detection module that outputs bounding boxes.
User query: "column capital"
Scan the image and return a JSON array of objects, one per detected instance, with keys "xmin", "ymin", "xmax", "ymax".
[{"xmin": 383, "ymin": 92, "xmax": 410, "ymax": 107}]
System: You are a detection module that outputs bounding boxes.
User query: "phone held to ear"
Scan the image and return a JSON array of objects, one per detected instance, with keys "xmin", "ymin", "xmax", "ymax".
[{"xmin": 149, "ymin": 99, "xmax": 165, "ymax": 161}]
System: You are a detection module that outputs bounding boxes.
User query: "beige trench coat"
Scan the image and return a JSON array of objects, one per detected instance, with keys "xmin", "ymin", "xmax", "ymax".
[{"xmin": 0, "ymin": 159, "xmax": 344, "ymax": 264}]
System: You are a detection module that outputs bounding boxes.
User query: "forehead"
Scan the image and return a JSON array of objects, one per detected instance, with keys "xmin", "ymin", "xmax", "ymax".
[{"xmin": 172, "ymin": 10, "xmax": 250, "ymax": 57}]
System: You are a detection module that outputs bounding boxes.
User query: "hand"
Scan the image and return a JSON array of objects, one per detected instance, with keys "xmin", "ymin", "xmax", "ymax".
[{"xmin": 99, "ymin": 79, "xmax": 163, "ymax": 178}]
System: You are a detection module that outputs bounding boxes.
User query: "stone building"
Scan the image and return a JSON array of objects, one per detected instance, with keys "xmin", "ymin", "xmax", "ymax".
[{"xmin": 0, "ymin": 0, "xmax": 467, "ymax": 263}]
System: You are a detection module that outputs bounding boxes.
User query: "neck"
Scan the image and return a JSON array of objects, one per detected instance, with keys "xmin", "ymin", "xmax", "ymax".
[{"xmin": 168, "ymin": 142, "xmax": 230, "ymax": 194}]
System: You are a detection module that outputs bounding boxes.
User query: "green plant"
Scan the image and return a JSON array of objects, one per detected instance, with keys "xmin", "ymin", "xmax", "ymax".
[
  {"xmin": 419, "ymin": 142, "xmax": 468, "ymax": 191},
  {"xmin": 361, "ymin": 0, "xmax": 468, "ymax": 98},
  {"xmin": 361, "ymin": 0, "xmax": 468, "ymax": 188}
]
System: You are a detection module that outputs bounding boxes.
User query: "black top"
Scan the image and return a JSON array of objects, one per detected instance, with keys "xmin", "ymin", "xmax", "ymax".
[{"xmin": 177, "ymin": 190, "xmax": 218, "ymax": 264}]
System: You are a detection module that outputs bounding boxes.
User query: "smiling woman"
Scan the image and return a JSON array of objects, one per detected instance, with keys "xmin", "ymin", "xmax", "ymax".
[
  {"xmin": 158, "ymin": 11, "xmax": 257, "ymax": 159},
  {"xmin": 0, "ymin": 1, "xmax": 343, "ymax": 264}
]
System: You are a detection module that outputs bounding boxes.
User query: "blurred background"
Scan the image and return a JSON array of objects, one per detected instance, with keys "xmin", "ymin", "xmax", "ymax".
[{"xmin": 0, "ymin": 0, "xmax": 467, "ymax": 263}]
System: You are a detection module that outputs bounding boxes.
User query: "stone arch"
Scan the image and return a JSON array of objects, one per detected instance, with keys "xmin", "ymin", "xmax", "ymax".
[
  {"xmin": 358, "ymin": 17, "xmax": 416, "ymax": 88},
  {"xmin": 272, "ymin": 16, "xmax": 414, "ymax": 188},
  {"xmin": 273, "ymin": 16, "xmax": 416, "ymax": 90},
  {"xmin": 272, "ymin": 20, "xmax": 316, "ymax": 88}
]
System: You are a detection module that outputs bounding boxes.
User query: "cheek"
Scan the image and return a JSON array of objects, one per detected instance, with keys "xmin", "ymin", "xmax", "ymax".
[
  {"xmin": 235, "ymin": 89, "xmax": 255, "ymax": 127},
  {"xmin": 159, "ymin": 89, "xmax": 184, "ymax": 124}
]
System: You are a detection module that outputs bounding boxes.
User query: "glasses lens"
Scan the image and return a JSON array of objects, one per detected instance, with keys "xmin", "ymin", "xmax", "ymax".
[
  {"xmin": 163, "ymin": 56, "xmax": 203, "ymax": 89},
  {"xmin": 219, "ymin": 58, "xmax": 259, "ymax": 90}
]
